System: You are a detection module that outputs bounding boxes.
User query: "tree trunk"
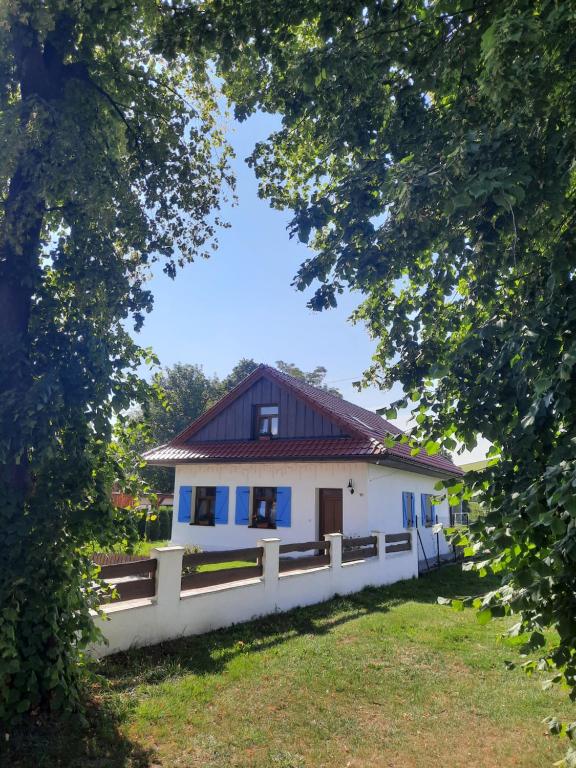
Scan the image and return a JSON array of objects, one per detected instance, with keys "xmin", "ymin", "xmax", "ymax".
[
  {"xmin": 0, "ymin": 165, "xmax": 44, "ymax": 502},
  {"xmin": 0, "ymin": 25, "xmax": 62, "ymax": 503}
]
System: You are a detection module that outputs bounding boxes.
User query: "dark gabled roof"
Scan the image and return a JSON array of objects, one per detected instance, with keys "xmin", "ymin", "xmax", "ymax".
[
  {"xmin": 171, "ymin": 364, "xmax": 382, "ymax": 443},
  {"xmin": 144, "ymin": 364, "xmax": 462, "ymax": 478}
]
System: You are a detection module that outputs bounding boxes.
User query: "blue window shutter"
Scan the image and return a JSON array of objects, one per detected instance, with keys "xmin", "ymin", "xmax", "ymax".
[
  {"xmin": 178, "ymin": 486, "xmax": 193, "ymax": 523},
  {"xmin": 421, "ymin": 493, "xmax": 427, "ymax": 526},
  {"xmin": 215, "ymin": 486, "xmax": 229, "ymax": 525},
  {"xmin": 402, "ymin": 492, "xmax": 408, "ymax": 528},
  {"xmin": 276, "ymin": 487, "xmax": 292, "ymax": 527},
  {"xmin": 235, "ymin": 486, "xmax": 250, "ymax": 525},
  {"xmin": 411, "ymin": 493, "xmax": 416, "ymax": 527}
]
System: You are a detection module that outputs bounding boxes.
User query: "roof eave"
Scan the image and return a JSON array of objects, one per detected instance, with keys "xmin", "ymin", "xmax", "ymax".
[
  {"xmin": 370, "ymin": 455, "xmax": 464, "ymax": 479},
  {"xmin": 145, "ymin": 454, "xmax": 381, "ymax": 466},
  {"xmin": 144, "ymin": 453, "xmax": 461, "ymax": 476}
]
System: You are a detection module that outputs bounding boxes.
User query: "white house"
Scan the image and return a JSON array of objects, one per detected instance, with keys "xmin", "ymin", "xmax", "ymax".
[{"xmin": 144, "ymin": 365, "xmax": 463, "ymax": 567}]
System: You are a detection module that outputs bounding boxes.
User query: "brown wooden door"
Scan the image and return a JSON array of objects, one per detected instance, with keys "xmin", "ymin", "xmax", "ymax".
[{"xmin": 319, "ymin": 488, "xmax": 343, "ymax": 538}]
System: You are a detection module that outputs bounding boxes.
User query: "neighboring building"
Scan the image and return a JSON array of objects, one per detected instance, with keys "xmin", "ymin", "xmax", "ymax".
[
  {"xmin": 458, "ymin": 459, "xmax": 489, "ymax": 473},
  {"xmin": 111, "ymin": 490, "xmax": 139, "ymax": 510},
  {"xmin": 111, "ymin": 490, "xmax": 174, "ymax": 510},
  {"xmin": 455, "ymin": 458, "xmax": 491, "ymax": 524},
  {"xmin": 155, "ymin": 492, "xmax": 174, "ymax": 508},
  {"xmin": 144, "ymin": 365, "xmax": 462, "ymax": 562}
]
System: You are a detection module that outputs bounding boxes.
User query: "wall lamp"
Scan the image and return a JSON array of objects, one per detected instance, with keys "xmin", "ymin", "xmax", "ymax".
[{"xmin": 347, "ymin": 479, "xmax": 355, "ymax": 495}]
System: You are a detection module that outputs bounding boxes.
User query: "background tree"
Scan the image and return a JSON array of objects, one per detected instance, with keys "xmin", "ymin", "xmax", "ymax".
[
  {"xmin": 130, "ymin": 363, "xmax": 222, "ymax": 493},
  {"xmin": 275, "ymin": 361, "xmax": 342, "ymax": 396},
  {"xmin": 0, "ymin": 2, "xmax": 231, "ymax": 721},
  {"xmin": 164, "ymin": 0, "xmax": 576, "ymax": 751},
  {"xmin": 148, "ymin": 364, "xmax": 222, "ymax": 444},
  {"xmin": 220, "ymin": 357, "xmax": 260, "ymax": 392}
]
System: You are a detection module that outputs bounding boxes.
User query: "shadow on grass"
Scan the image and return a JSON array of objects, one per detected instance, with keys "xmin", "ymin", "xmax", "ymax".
[
  {"xmin": 3, "ymin": 563, "xmax": 498, "ymax": 767},
  {"xmin": 1, "ymin": 701, "xmax": 157, "ymax": 768}
]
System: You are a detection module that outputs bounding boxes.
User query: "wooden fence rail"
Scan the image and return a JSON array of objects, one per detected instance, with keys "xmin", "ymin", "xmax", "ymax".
[
  {"xmin": 279, "ymin": 540, "xmax": 331, "ymax": 572},
  {"xmin": 384, "ymin": 532, "xmax": 412, "ymax": 554},
  {"xmin": 342, "ymin": 535, "xmax": 378, "ymax": 562},
  {"xmin": 279, "ymin": 540, "xmax": 331, "ymax": 554},
  {"xmin": 182, "ymin": 547, "xmax": 262, "ymax": 568},
  {"xmin": 97, "ymin": 558, "xmax": 157, "ymax": 602},
  {"xmin": 181, "ymin": 546, "xmax": 263, "ymax": 591},
  {"xmin": 92, "ymin": 552, "xmax": 148, "ymax": 566}
]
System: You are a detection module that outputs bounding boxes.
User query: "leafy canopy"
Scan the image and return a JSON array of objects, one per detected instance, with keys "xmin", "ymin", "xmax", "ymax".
[
  {"xmin": 0, "ymin": 1, "xmax": 231, "ymax": 721},
  {"xmin": 164, "ymin": 0, "xmax": 576, "ymax": 748}
]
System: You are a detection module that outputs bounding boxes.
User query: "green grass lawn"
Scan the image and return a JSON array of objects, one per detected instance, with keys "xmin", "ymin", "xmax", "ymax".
[
  {"xmin": 131, "ymin": 541, "xmax": 253, "ymax": 573},
  {"xmin": 5, "ymin": 566, "xmax": 573, "ymax": 768},
  {"xmin": 197, "ymin": 559, "xmax": 254, "ymax": 573},
  {"xmin": 130, "ymin": 539, "xmax": 169, "ymax": 556}
]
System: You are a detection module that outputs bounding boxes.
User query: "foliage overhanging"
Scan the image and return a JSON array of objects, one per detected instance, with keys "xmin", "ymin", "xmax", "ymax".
[
  {"xmin": 0, "ymin": 0, "xmax": 231, "ymax": 722},
  {"xmin": 162, "ymin": 0, "xmax": 576, "ymax": 752}
]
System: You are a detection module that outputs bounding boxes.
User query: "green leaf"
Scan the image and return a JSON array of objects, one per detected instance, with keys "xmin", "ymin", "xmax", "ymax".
[{"xmin": 477, "ymin": 608, "xmax": 492, "ymax": 625}]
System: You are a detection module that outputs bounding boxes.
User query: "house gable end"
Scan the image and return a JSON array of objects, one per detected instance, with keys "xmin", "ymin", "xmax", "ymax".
[
  {"xmin": 188, "ymin": 375, "xmax": 348, "ymax": 442},
  {"xmin": 146, "ymin": 366, "xmax": 463, "ymax": 477}
]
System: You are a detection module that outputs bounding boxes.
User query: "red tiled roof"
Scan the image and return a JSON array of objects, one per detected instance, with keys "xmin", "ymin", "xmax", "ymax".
[
  {"xmin": 145, "ymin": 436, "xmax": 459, "ymax": 476},
  {"xmin": 144, "ymin": 365, "xmax": 462, "ymax": 478},
  {"xmin": 145, "ymin": 437, "xmax": 384, "ymax": 462}
]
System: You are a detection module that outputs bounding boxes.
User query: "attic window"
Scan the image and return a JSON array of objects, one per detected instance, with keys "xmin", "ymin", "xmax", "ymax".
[{"xmin": 256, "ymin": 405, "xmax": 279, "ymax": 438}]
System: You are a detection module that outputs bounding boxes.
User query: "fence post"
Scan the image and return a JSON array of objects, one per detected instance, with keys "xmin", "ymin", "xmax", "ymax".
[
  {"xmin": 372, "ymin": 531, "xmax": 387, "ymax": 584},
  {"xmin": 411, "ymin": 530, "xmax": 419, "ymax": 578},
  {"xmin": 372, "ymin": 530, "xmax": 386, "ymax": 561},
  {"xmin": 151, "ymin": 545, "xmax": 185, "ymax": 610},
  {"xmin": 324, "ymin": 532, "xmax": 342, "ymax": 570},
  {"xmin": 257, "ymin": 537, "xmax": 280, "ymax": 592}
]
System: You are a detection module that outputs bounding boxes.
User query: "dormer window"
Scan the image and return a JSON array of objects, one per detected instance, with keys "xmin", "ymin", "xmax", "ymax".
[{"xmin": 256, "ymin": 405, "xmax": 279, "ymax": 438}]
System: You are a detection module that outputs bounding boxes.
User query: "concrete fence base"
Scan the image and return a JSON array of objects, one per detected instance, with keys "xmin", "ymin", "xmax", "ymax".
[{"xmin": 91, "ymin": 531, "xmax": 418, "ymax": 657}]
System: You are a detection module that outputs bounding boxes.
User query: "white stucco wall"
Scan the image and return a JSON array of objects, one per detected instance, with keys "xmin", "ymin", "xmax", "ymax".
[
  {"xmin": 367, "ymin": 463, "xmax": 451, "ymax": 564},
  {"xmin": 171, "ymin": 461, "xmax": 371, "ymax": 550},
  {"xmin": 91, "ymin": 533, "xmax": 419, "ymax": 657},
  {"xmin": 169, "ymin": 460, "xmax": 452, "ymax": 563}
]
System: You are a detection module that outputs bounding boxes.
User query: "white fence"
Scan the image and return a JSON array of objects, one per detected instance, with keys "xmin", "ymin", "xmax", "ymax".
[{"xmin": 91, "ymin": 531, "xmax": 418, "ymax": 657}]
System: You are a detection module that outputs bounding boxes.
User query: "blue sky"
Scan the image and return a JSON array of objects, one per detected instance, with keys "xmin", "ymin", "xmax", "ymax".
[
  {"xmin": 134, "ymin": 109, "xmax": 486, "ymax": 462},
  {"xmin": 137, "ymin": 110, "xmax": 393, "ymax": 412}
]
